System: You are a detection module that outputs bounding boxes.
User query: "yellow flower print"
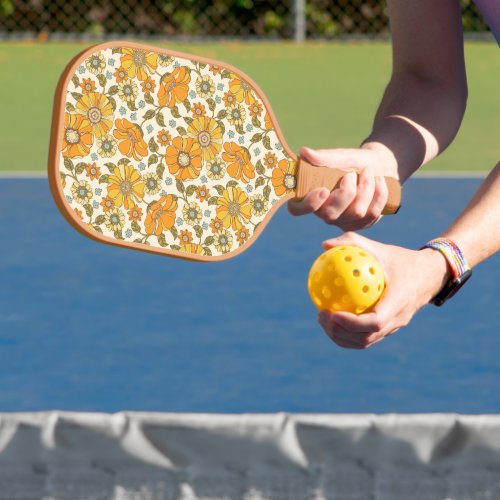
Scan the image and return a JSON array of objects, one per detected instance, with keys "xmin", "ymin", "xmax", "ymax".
[
  {"xmin": 158, "ymin": 66, "xmax": 191, "ymax": 108},
  {"xmin": 74, "ymin": 208, "xmax": 83, "ymax": 220},
  {"xmin": 216, "ymin": 187, "xmax": 252, "ymax": 231},
  {"xmin": 145, "ymin": 194, "xmax": 177, "ymax": 236},
  {"xmin": 105, "ymin": 208, "xmax": 125, "ymax": 232},
  {"xmin": 85, "ymin": 53, "xmax": 105, "ymax": 74},
  {"xmin": 195, "ymin": 75, "xmax": 215, "ymax": 99},
  {"xmin": 113, "ymin": 119, "xmax": 148, "ymax": 161},
  {"xmin": 271, "ymin": 159, "xmax": 297, "ymax": 197},
  {"xmin": 182, "ymin": 202, "xmax": 202, "ymax": 226},
  {"xmin": 107, "ymin": 163, "xmax": 145, "ymax": 210},
  {"xmin": 76, "ymin": 93, "xmax": 113, "ymax": 139},
  {"xmin": 226, "ymin": 104, "xmax": 246, "ymax": 128},
  {"xmin": 61, "ymin": 113, "xmax": 93, "ymax": 158},
  {"xmin": 128, "ymin": 205, "xmax": 143, "ymax": 222},
  {"xmin": 143, "ymin": 173, "xmax": 162, "ymax": 195},
  {"xmin": 80, "ymin": 78, "xmax": 96, "ymax": 94},
  {"xmin": 118, "ymin": 79, "xmax": 139, "ymax": 103},
  {"xmin": 214, "ymin": 230, "xmax": 233, "ymax": 253},
  {"xmin": 187, "ymin": 116, "xmax": 222, "ymax": 161},
  {"xmin": 85, "ymin": 163, "xmax": 101, "ymax": 180},
  {"xmin": 165, "ymin": 137, "xmax": 202, "ymax": 181},
  {"xmin": 71, "ymin": 180, "xmax": 92, "ymax": 204},
  {"xmin": 250, "ymin": 194, "xmax": 268, "ymax": 217},
  {"xmin": 157, "ymin": 54, "xmax": 174, "ymax": 67},
  {"xmin": 180, "ymin": 242, "xmax": 203, "ymax": 255},
  {"xmin": 120, "ymin": 48, "xmax": 158, "ymax": 81},
  {"xmin": 229, "ymin": 76, "xmax": 255, "ymax": 105},
  {"xmin": 222, "ymin": 142, "xmax": 255, "ymax": 183},
  {"xmin": 97, "ymin": 135, "xmax": 118, "ymax": 158},
  {"xmin": 206, "ymin": 158, "xmax": 226, "ymax": 180}
]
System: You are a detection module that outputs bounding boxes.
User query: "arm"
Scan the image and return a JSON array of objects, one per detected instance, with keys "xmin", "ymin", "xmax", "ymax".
[
  {"xmin": 289, "ymin": 0, "xmax": 468, "ymax": 229},
  {"xmin": 318, "ymin": 163, "xmax": 500, "ymax": 349}
]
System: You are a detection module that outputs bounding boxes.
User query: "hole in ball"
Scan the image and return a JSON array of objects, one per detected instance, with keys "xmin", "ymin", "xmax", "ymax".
[
  {"xmin": 344, "ymin": 256, "xmax": 352, "ymax": 262},
  {"xmin": 369, "ymin": 267, "xmax": 375, "ymax": 275},
  {"xmin": 352, "ymin": 269, "xmax": 360, "ymax": 277},
  {"xmin": 362, "ymin": 285, "xmax": 369, "ymax": 293}
]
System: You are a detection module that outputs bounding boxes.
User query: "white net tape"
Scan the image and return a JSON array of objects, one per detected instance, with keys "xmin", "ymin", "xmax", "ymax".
[{"xmin": 0, "ymin": 412, "xmax": 500, "ymax": 499}]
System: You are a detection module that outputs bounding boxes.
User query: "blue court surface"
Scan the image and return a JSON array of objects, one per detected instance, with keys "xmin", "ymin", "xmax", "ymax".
[{"xmin": 0, "ymin": 176, "xmax": 499, "ymax": 413}]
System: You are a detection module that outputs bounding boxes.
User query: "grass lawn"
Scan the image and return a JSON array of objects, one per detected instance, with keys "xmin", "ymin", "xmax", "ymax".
[{"xmin": 0, "ymin": 41, "xmax": 497, "ymax": 172}]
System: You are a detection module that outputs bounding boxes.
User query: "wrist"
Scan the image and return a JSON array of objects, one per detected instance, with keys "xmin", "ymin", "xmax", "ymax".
[
  {"xmin": 361, "ymin": 141, "xmax": 399, "ymax": 178},
  {"xmin": 418, "ymin": 248, "xmax": 452, "ymax": 302}
]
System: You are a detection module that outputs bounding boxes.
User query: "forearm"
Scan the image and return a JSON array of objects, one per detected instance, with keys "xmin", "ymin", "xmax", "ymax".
[
  {"xmin": 361, "ymin": 0, "xmax": 467, "ymax": 182},
  {"xmin": 441, "ymin": 162, "xmax": 500, "ymax": 267},
  {"xmin": 363, "ymin": 73, "xmax": 467, "ymax": 182}
]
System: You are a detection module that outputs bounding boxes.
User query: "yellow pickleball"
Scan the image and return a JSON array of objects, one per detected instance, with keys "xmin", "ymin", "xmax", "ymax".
[{"xmin": 308, "ymin": 245, "xmax": 385, "ymax": 314}]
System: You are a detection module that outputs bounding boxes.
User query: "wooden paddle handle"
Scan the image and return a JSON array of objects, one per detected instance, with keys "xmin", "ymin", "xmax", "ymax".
[{"xmin": 295, "ymin": 157, "xmax": 401, "ymax": 215}]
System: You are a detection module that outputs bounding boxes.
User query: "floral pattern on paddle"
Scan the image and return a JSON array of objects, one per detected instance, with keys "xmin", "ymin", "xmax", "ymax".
[{"xmin": 58, "ymin": 46, "xmax": 297, "ymax": 258}]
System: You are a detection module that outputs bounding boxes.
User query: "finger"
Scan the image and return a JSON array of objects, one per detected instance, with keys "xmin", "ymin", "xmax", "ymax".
[
  {"xmin": 299, "ymin": 146, "xmax": 369, "ymax": 170},
  {"xmin": 318, "ymin": 311, "xmax": 371, "ymax": 349},
  {"xmin": 364, "ymin": 175, "xmax": 389, "ymax": 221},
  {"xmin": 322, "ymin": 231, "xmax": 369, "ymax": 251},
  {"xmin": 288, "ymin": 188, "xmax": 330, "ymax": 216},
  {"xmin": 342, "ymin": 165, "xmax": 376, "ymax": 221},
  {"xmin": 316, "ymin": 172, "xmax": 358, "ymax": 224}
]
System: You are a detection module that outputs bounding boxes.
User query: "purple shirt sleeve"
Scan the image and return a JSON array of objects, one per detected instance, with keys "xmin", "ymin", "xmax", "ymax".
[{"xmin": 473, "ymin": 0, "xmax": 500, "ymax": 45}]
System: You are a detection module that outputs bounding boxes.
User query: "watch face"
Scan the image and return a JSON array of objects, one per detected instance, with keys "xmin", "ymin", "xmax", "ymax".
[{"xmin": 432, "ymin": 269, "xmax": 472, "ymax": 306}]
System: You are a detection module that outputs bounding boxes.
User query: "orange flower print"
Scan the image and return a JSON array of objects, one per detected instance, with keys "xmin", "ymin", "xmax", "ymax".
[
  {"xmin": 114, "ymin": 66, "xmax": 128, "ymax": 83},
  {"xmin": 157, "ymin": 129, "xmax": 172, "ymax": 146},
  {"xmin": 223, "ymin": 91, "xmax": 238, "ymax": 108},
  {"xmin": 263, "ymin": 152, "xmax": 277, "ymax": 169},
  {"xmin": 100, "ymin": 196, "xmax": 115, "ymax": 212},
  {"xmin": 120, "ymin": 48, "xmax": 158, "ymax": 81},
  {"xmin": 216, "ymin": 187, "xmax": 252, "ymax": 231},
  {"xmin": 235, "ymin": 226, "xmax": 250, "ymax": 245},
  {"xmin": 141, "ymin": 77, "xmax": 156, "ymax": 94},
  {"xmin": 210, "ymin": 64, "xmax": 223, "ymax": 75},
  {"xmin": 165, "ymin": 137, "xmax": 202, "ymax": 181},
  {"xmin": 264, "ymin": 112, "xmax": 273, "ymax": 130},
  {"xmin": 158, "ymin": 66, "xmax": 191, "ymax": 108},
  {"xmin": 210, "ymin": 217, "xmax": 224, "ymax": 234},
  {"xmin": 271, "ymin": 159, "xmax": 297, "ymax": 197},
  {"xmin": 85, "ymin": 162, "xmax": 101, "ymax": 180},
  {"xmin": 113, "ymin": 119, "xmax": 148, "ymax": 161},
  {"xmin": 179, "ymin": 230, "xmax": 193, "ymax": 245},
  {"xmin": 229, "ymin": 76, "xmax": 255, "ymax": 105},
  {"xmin": 128, "ymin": 205, "xmax": 143, "ymax": 222},
  {"xmin": 107, "ymin": 164, "xmax": 145, "ymax": 210},
  {"xmin": 145, "ymin": 194, "xmax": 178, "ymax": 236},
  {"xmin": 248, "ymin": 101, "xmax": 263, "ymax": 117},
  {"xmin": 61, "ymin": 113, "xmax": 93, "ymax": 158},
  {"xmin": 195, "ymin": 185, "xmax": 210, "ymax": 202},
  {"xmin": 222, "ymin": 142, "xmax": 255, "ymax": 183},
  {"xmin": 80, "ymin": 78, "xmax": 96, "ymax": 94},
  {"xmin": 192, "ymin": 103, "xmax": 206, "ymax": 118}
]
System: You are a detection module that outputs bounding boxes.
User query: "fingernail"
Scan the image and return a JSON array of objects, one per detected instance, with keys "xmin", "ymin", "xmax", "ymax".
[{"xmin": 318, "ymin": 189, "xmax": 329, "ymax": 201}]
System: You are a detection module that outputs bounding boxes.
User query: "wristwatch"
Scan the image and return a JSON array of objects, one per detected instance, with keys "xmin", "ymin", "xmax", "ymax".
[{"xmin": 421, "ymin": 238, "xmax": 472, "ymax": 306}]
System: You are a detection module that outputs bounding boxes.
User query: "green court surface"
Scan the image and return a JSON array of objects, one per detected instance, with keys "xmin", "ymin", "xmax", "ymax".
[{"xmin": 0, "ymin": 41, "xmax": 497, "ymax": 173}]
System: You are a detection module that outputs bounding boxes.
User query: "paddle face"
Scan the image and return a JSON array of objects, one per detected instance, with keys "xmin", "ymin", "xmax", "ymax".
[{"xmin": 49, "ymin": 42, "xmax": 298, "ymax": 262}]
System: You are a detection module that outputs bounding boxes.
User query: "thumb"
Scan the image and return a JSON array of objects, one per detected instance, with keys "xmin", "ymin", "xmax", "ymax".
[{"xmin": 299, "ymin": 147, "xmax": 365, "ymax": 171}]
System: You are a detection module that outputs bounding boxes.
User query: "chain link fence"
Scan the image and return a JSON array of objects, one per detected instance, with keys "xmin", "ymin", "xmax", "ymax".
[{"xmin": 0, "ymin": 0, "xmax": 491, "ymax": 40}]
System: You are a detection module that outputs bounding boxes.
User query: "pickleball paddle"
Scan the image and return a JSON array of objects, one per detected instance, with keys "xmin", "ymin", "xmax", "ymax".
[{"xmin": 48, "ymin": 41, "xmax": 401, "ymax": 262}]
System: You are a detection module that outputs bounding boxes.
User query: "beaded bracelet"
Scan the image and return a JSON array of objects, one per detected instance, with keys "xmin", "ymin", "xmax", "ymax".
[{"xmin": 421, "ymin": 237, "xmax": 472, "ymax": 306}]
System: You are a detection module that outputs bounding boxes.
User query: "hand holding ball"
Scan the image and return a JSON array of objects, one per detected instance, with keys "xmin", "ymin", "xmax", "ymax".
[{"xmin": 308, "ymin": 245, "xmax": 385, "ymax": 314}]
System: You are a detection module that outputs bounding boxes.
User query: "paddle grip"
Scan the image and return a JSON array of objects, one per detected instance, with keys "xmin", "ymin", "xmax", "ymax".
[{"xmin": 294, "ymin": 157, "xmax": 401, "ymax": 215}]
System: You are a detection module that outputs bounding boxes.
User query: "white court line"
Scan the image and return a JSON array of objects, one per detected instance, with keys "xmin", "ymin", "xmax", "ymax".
[{"xmin": 0, "ymin": 170, "xmax": 489, "ymax": 179}]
